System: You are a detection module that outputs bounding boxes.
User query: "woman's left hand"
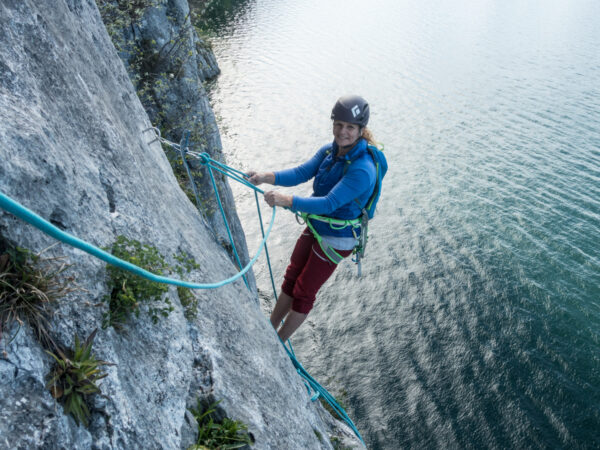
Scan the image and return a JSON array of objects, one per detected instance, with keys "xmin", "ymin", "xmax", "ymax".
[{"xmin": 264, "ymin": 191, "xmax": 293, "ymax": 208}]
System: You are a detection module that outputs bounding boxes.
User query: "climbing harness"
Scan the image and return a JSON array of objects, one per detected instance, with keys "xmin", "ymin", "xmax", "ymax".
[
  {"xmin": 298, "ymin": 212, "xmax": 369, "ymax": 276},
  {"xmin": 0, "ymin": 131, "xmax": 364, "ymax": 444},
  {"xmin": 301, "ymin": 143, "xmax": 387, "ymax": 276},
  {"xmin": 297, "ymin": 212, "xmax": 361, "ymax": 262}
]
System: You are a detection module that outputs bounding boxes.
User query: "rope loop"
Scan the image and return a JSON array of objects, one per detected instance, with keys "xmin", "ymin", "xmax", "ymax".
[
  {"xmin": 150, "ymin": 131, "xmax": 365, "ymax": 444},
  {"xmin": 2, "ymin": 128, "xmax": 366, "ymax": 445}
]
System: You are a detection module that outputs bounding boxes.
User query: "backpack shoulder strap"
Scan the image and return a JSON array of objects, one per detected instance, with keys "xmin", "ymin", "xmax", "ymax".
[{"xmin": 343, "ymin": 145, "xmax": 377, "ymax": 174}]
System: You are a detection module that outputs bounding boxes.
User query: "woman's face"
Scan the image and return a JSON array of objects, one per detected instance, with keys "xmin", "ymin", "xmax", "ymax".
[{"xmin": 333, "ymin": 120, "xmax": 361, "ymax": 148}]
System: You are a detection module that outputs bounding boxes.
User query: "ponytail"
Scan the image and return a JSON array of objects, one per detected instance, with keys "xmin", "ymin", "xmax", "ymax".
[{"xmin": 361, "ymin": 127, "xmax": 378, "ymax": 147}]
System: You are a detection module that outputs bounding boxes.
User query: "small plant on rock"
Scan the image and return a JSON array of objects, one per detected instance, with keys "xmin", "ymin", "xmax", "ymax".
[
  {"xmin": 189, "ymin": 400, "xmax": 254, "ymax": 449},
  {"xmin": 0, "ymin": 243, "xmax": 74, "ymax": 350},
  {"xmin": 174, "ymin": 251, "xmax": 201, "ymax": 320},
  {"xmin": 46, "ymin": 329, "xmax": 110, "ymax": 427},
  {"xmin": 177, "ymin": 286, "xmax": 198, "ymax": 320},
  {"xmin": 319, "ymin": 390, "xmax": 349, "ymax": 419},
  {"xmin": 102, "ymin": 236, "xmax": 173, "ymax": 328},
  {"xmin": 330, "ymin": 436, "xmax": 353, "ymax": 450}
]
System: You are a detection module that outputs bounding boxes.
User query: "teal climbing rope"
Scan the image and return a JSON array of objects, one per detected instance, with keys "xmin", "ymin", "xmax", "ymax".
[
  {"xmin": 177, "ymin": 131, "xmax": 250, "ymax": 290},
  {"xmin": 174, "ymin": 141, "xmax": 364, "ymax": 445},
  {"xmin": 0, "ymin": 132, "xmax": 365, "ymax": 444},
  {"xmin": 0, "ymin": 192, "xmax": 275, "ymax": 290}
]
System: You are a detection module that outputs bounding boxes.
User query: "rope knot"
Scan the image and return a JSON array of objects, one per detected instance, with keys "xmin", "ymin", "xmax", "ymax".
[{"xmin": 198, "ymin": 152, "xmax": 211, "ymax": 165}]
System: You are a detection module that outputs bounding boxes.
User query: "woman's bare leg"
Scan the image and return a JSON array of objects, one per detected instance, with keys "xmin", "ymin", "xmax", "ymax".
[
  {"xmin": 270, "ymin": 292, "xmax": 308, "ymax": 340},
  {"xmin": 270, "ymin": 292, "xmax": 294, "ymax": 329},
  {"xmin": 277, "ymin": 310, "xmax": 308, "ymax": 342}
]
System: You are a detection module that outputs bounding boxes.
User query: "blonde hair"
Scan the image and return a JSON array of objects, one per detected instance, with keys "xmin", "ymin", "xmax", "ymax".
[{"xmin": 361, "ymin": 127, "xmax": 377, "ymax": 147}]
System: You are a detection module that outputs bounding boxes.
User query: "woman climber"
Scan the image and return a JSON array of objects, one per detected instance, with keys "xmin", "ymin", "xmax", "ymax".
[{"xmin": 247, "ymin": 95, "xmax": 378, "ymax": 341}]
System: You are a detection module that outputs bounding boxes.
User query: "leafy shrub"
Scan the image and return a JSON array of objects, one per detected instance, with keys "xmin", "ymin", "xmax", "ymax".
[
  {"xmin": 0, "ymin": 243, "xmax": 74, "ymax": 350},
  {"xmin": 102, "ymin": 236, "xmax": 173, "ymax": 328},
  {"xmin": 46, "ymin": 329, "xmax": 110, "ymax": 427},
  {"xmin": 189, "ymin": 400, "xmax": 254, "ymax": 449}
]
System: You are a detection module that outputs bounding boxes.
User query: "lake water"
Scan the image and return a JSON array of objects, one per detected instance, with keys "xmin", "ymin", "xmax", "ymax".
[{"xmin": 196, "ymin": 0, "xmax": 600, "ymax": 447}]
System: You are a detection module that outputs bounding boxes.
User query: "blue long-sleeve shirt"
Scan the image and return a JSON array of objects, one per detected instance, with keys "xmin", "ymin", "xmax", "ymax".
[{"xmin": 274, "ymin": 138, "xmax": 376, "ymax": 238}]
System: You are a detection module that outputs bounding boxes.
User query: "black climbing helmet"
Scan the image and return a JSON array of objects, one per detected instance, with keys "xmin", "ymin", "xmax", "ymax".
[{"xmin": 330, "ymin": 95, "xmax": 370, "ymax": 127}]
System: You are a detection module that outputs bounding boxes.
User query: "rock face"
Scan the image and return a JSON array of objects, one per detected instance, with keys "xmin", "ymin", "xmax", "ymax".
[
  {"xmin": 0, "ymin": 0, "xmax": 363, "ymax": 449},
  {"xmin": 96, "ymin": 0, "xmax": 251, "ymax": 282}
]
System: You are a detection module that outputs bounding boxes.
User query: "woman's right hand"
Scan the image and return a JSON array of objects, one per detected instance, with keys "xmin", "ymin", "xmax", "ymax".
[{"xmin": 246, "ymin": 171, "xmax": 275, "ymax": 186}]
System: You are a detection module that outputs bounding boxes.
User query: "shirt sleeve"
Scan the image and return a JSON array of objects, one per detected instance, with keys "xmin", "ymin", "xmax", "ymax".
[
  {"xmin": 274, "ymin": 146, "xmax": 329, "ymax": 187},
  {"xmin": 292, "ymin": 165, "xmax": 374, "ymax": 215}
]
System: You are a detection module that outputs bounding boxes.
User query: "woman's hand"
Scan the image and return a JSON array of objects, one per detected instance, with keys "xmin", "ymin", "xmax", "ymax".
[
  {"xmin": 246, "ymin": 171, "xmax": 275, "ymax": 186},
  {"xmin": 264, "ymin": 190, "xmax": 293, "ymax": 208}
]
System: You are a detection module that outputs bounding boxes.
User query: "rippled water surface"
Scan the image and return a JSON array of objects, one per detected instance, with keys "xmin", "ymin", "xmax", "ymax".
[{"xmin": 197, "ymin": 0, "xmax": 600, "ymax": 447}]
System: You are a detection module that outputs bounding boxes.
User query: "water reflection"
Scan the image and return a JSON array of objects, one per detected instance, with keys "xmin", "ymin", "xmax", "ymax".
[
  {"xmin": 201, "ymin": 0, "xmax": 600, "ymax": 447},
  {"xmin": 189, "ymin": 0, "xmax": 255, "ymax": 33}
]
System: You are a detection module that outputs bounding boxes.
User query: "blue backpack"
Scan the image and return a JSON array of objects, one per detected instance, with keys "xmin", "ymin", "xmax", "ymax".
[
  {"xmin": 344, "ymin": 144, "xmax": 387, "ymax": 219},
  {"xmin": 363, "ymin": 145, "xmax": 387, "ymax": 219},
  {"xmin": 341, "ymin": 144, "xmax": 387, "ymax": 275}
]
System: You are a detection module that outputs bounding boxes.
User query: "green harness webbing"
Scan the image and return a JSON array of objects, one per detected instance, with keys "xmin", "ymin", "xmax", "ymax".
[{"xmin": 300, "ymin": 212, "xmax": 368, "ymax": 276}]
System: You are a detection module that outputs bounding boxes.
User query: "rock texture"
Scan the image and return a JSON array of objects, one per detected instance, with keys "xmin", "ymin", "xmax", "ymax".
[
  {"xmin": 0, "ymin": 0, "xmax": 363, "ymax": 449},
  {"xmin": 96, "ymin": 0, "xmax": 251, "ymax": 282}
]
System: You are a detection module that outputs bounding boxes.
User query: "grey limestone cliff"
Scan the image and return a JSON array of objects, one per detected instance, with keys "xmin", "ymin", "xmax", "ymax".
[
  {"xmin": 0, "ymin": 0, "xmax": 363, "ymax": 449},
  {"xmin": 97, "ymin": 0, "xmax": 251, "ymax": 286}
]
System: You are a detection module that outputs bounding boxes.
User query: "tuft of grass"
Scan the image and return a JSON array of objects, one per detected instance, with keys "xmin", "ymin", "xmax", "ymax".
[
  {"xmin": 0, "ymin": 244, "xmax": 74, "ymax": 350},
  {"xmin": 189, "ymin": 400, "xmax": 254, "ymax": 449},
  {"xmin": 46, "ymin": 329, "xmax": 110, "ymax": 427},
  {"xmin": 174, "ymin": 252, "xmax": 200, "ymax": 320},
  {"xmin": 102, "ymin": 236, "xmax": 173, "ymax": 328}
]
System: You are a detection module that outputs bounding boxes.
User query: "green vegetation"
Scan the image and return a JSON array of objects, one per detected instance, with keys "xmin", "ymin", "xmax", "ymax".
[
  {"xmin": 96, "ymin": 0, "xmax": 171, "ymax": 115},
  {"xmin": 96, "ymin": 0, "xmax": 159, "ymax": 53},
  {"xmin": 96, "ymin": 0, "xmax": 209, "ymax": 123},
  {"xmin": 189, "ymin": 400, "xmax": 254, "ymax": 449},
  {"xmin": 313, "ymin": 428, "xmax": 323, "ymax": 442},
  {"xmin": 177, "ymin": 286, "xmax": 197, "ymax": 320},
  {"xmin": 330, "ymin": 436, "xmax": 352, "ymax": 450},
  {"xmin": 102, "ymin": 236, "xmax": 172, "ymax": 328},
  {"xmin": 0, "ymin": 242, "xmax": 108, "ymax": 426},
  {"xmin": 102, "ymin": 236, "xmax": 203, "ymax": 327},
  {"xmin": 0, "ymin": 244, "xmax": 74, "ymax": 350},
  {"xmin": 174, "ymin": 252, "xmax": 201, "ymax": 320},
  {"xmin": 319, "ymin": 389, "xmax": 349, "ymax": 419},
  {"xmin": 46, "ymin": 330, "xmax": 110, "ymax": 427},
  {"xmin": 96, "ymin": 0, "xmax": 217, "ymax": 216}
]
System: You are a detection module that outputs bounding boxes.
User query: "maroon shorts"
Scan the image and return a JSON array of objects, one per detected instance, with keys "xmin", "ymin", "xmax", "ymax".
[{"xmin": 281, "ymin": 228, "xmax": 353, "ymax": 314}]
